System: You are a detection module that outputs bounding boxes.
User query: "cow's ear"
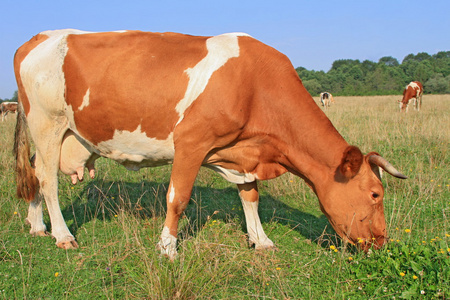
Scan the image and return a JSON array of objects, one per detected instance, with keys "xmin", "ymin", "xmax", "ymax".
[{"xmin": 339, "ymin": 146, "xmax": 363, "ymax": 179}]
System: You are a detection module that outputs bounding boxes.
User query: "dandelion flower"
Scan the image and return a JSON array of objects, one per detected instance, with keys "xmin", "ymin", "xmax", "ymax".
[
  {"xmin": 276, "ymin": 267, "xmax": 281, "ymax": 270},
  {"xmin": 348, "ymin": 257, "xmax": 353, "ymax": 261},
  {"xmin": 413, "ymin": 275, "xmax": 418, "ymax": 280},
  {"xmin": 13, "ymin": 211, "xmax": 18, "ymax": 215},
  {"xmin": 404, "ymin": 229, "xmax": 411, "ymax": 233},
  {"xmin": 55, "ymin": 272, "xmax": 59, "ymax": 277},
  {"xmin": 400, "ymin": 272, "xmax": 405, "ymax": 277},
  {"xmin": 330, "ymin": 245, "xmax": 336, "ymax": 250}
]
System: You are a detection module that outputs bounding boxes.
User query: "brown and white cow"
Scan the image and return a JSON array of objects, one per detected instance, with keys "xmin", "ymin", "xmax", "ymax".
[
  {"xmin": 399, "ymin": 81, "xmax": 423, "ymax": 112},
  {"xmin": 319, "ymin": 92, "xmax": 334, "ymax": 109},
  {"xmin": 14, "ymin": 29, "xmax": 406, "ymax": 260},
  {"xmin": 1, "ymin": 101, "xmax": 18, "ymax": 121}
]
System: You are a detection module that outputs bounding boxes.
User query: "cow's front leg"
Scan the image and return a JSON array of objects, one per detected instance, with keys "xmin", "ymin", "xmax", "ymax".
[
  {"xmin": 238, "ymin": 182, "xmax": 274, "ymax": 249},
  {"xmin": 157, "ymin": 152, "xmax": 202, "ymax": 260}
]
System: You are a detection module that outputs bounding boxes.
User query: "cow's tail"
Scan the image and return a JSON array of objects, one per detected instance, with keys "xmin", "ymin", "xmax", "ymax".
[{"xmin": 13, "ymin": 101, "xmax": 38, "ymax": 202}]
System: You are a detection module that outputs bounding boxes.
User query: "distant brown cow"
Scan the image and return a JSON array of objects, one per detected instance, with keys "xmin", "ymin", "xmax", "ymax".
[
  {"xmin": 399, "ymin": 81, "xmax": 423, "ymax": 112},
  {"xmin": 1, "ymin": 102, "xmax": 18, "ymax": 121}
]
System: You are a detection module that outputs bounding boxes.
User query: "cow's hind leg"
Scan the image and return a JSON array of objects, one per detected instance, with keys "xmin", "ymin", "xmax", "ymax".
[
  {"xmin": 28, "ymin": 118, "xmax": 77, "ymax": 249},
  {"xmin": 238, "ymin": 182, "xmax": 274, "ymax": 249},
  {"xmin": 25, "ymin": 190, "xmax": 48, "ymax": 237}
]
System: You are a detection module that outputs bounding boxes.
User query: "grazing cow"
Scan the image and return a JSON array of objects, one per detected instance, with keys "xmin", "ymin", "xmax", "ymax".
[
  {"xmin": 1, "ymin": 101, "xmax": 18, "ymax": 121},
  {"xmin": 14, "ymin": 29, "xmax": 407, "ymax": 260},
  {"xmin": 399, "ymin": 81, "xmax": 423, "ymax": 112},
  {"xmin": 319, "ymin": 92, "xmax": 334, "ymax": 109}
]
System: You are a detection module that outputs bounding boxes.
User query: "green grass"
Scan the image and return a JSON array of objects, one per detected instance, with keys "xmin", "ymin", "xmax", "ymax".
[{"xmin": 0, "ymin": 95, "xmax": 449, "ymax": 299}]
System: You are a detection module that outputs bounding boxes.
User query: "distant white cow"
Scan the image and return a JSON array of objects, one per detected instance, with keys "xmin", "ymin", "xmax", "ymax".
[
  {"xmin": 1, "ymin": 102, "xmax": 18, "ymax": 121},
  {"xmin": 319, "ymin": 92, "xmax": 334, "ymax": 110}
]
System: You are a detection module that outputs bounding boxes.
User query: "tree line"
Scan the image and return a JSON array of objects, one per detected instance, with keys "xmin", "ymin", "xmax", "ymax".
[
  {"xmin": 1, "ymin": 51, "xmax": 449, "ymax": 101},
  {"xmin": 0, "ymin": 90, "xmax": 17, "ymax": 103},
  {"xmin": 296, "ymin": 51, "xmax": 450, "ymax": 96}
]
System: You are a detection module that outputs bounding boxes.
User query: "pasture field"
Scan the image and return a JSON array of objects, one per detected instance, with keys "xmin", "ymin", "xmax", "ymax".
[{"xmin": 0, "ymin": 95, "xmax": 449, "ymax": 299}]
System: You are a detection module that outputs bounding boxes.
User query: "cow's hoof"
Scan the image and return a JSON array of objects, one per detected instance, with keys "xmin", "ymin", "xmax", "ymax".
[
  {"xmin": 31, "ymin": 230, "xmax": 49, "ymax": 237},
  {"xmin": 56, "ymin": 240, "xmax": 79, "ymax": 250},
  {"xmin": 156, "ymin": 242, "xmax": 177, "ymax": 261},
  {"xmin": 255, "ymin": 244, "xmax": 278, "ymax": 252},
  {"xmin": 251, "ymin": 239, "xmax": 277, "ymax": 251}
]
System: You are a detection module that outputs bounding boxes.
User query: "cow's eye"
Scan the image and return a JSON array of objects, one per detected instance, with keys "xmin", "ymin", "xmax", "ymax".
[{"xmin": 371, "ymin": 192, "xmax": 380, "ymax": 199}]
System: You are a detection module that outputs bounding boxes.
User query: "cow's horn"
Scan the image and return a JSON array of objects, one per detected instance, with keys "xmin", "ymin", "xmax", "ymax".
[{"xmin": 368, "ymin": 155, "xmax": 407, "ymax": 179}]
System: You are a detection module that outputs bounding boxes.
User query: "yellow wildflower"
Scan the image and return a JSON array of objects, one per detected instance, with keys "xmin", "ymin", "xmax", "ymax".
[
  {"xmin": 55, "ymin": 272, "xmax": 59, "ymax": 277},
  {"xmin": 14, "ymin": 211, "xmax": 18, "ymax": 215},
  {"xmin": 330, "ymin": 245, "xmax": 336, "ymax": 250},
  {"xmin": 404, "ymin": 229, "xmax": 411, "ymax": 233},
  {"xmin": 413, "ymin": 275, "xmax": 418, "ymax": 280},
  {"xmin": 400, "ymin": 272, "xmax": 405, "ymax": 277},
  {"xmin": 348, "ymin": 257, "xmax": 353, "ymax": 261}
]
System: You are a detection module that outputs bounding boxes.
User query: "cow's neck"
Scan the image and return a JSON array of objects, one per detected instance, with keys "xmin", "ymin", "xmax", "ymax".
[{"xmin": 257, "ymin": 86, "xmax": 349, "ymax": 193}]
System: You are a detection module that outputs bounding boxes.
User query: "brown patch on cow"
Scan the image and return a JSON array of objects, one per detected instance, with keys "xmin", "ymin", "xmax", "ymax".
[
  {"xmin": 14, "ymin": 34, "xmax": 49, "ymax": 116},
  {"xmin": 63, "ymin": 31, "xmax": 209, "ymax": 143},
  {"xmin": 339, "ymin": 146, "xmax": 363, "ymax": 179}
]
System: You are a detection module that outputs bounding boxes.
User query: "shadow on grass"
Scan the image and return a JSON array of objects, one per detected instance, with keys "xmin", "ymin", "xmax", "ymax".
[{"xmin": 59, "ymin": 178, "xmax": 337, "ymax": 250}]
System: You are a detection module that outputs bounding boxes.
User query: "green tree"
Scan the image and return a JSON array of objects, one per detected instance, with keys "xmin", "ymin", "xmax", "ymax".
[
  {"xmin": 302, "ymin": 79, "xmax": 323, "ymax": 96},
  {"xmin": 425, "ymin": 74, "xmax": 450, "ymax": 93},
  {"xmin": 379, "ymin": 56, "xmax": 399, "ymax": 67},
  {"xmin": 11, "ymin": 91, "xmax": 18, "ymax": 102}
]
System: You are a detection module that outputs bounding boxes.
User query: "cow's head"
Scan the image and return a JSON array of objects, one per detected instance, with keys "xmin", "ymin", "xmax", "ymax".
[
  {"xmin": 398, "ymin": 99, "xmax": 407, "ymax": 111},
  {"xmin": 318, "ymin": 146, "xmax": 406, "ymax": 250}
]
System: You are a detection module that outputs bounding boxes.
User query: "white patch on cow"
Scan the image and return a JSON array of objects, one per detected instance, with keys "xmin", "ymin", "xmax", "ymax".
[
  {"xmin": 158, "ymin": 226, "xmax": 177, "ymax": 259},
  {"xmin": 239, "ymin": 197, "xmax": 274, "ymax": 249},
  {"xmin": 168, "ymin": 183, "xmax": 176, "ymax": 203},
  {"xmin": 205, "ymin": 164, "xmax": 257, "ymax": 184},
  {"xmin": 96, "ymin": 125, "xmax": 175, "ymax": 170},
  {"xmin": 20, "ymin": 29, "xmax": 93, "ymax": 121},
  {"xmin": 78, "ymin": 88, "xmax": 90, "ymax": 111},
  {"xmin": 175, "ymin": 33, "xmax": 250, "ymax": 124},
  {"xmin": 408, "ymin": 82, "xmax": 419, "ymax": 89}
]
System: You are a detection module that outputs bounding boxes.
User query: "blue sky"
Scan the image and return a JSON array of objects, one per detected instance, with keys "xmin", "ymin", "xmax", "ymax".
[{"xmin": 1, "ymin": 0, "xmax": 449, "ymax": 99}]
